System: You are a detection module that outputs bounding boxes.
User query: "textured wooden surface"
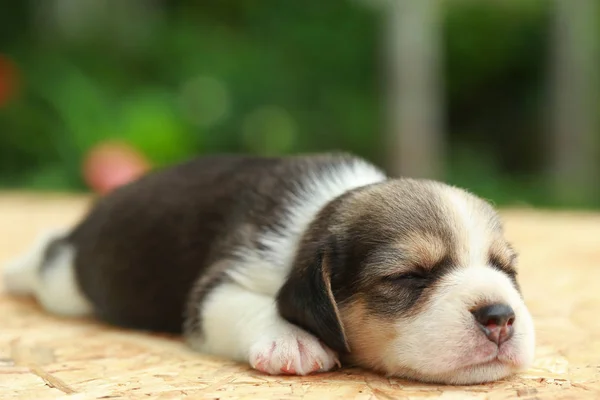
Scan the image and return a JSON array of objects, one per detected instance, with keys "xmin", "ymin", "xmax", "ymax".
[{"xmin": 1, "ymin": 192, "xmax": 599, "ymax": 399}]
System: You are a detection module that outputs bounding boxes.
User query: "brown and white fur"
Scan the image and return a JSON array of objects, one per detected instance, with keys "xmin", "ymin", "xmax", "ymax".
[{"xmin": 3, "ymin": 153, "xmax": 535, "ymax": 385}]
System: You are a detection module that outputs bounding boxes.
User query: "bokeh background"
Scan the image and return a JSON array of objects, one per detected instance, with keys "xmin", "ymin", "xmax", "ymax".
[{"xmin": 0, "ymin": 0, "xmax": 598, "ymax": 208}]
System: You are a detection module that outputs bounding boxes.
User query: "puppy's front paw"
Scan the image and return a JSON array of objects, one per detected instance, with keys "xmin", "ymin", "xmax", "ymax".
[{"xmin": 249, "ymin": 326, "xmax": 340, "ymax": 376}]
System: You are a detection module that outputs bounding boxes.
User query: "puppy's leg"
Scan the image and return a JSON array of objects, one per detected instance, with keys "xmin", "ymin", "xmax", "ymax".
[
  {"xmin": 186, "ymin": 282, "xmax": 340, "ymax": 375},
  {"xmin": 3, "ymin": 230, "xmax": 92, "ymax": 317}
]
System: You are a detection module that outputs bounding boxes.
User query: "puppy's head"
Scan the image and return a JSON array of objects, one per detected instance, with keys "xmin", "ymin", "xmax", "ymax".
[{"xmin": 277, "ymin": 179, "xmax": 535, "ymax": 385}]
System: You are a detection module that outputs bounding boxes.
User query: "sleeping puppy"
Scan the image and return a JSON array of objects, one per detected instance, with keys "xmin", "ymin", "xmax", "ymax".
[{"xmin": 3, "ymin": 153, "xmax": 535, "ymax": 385}]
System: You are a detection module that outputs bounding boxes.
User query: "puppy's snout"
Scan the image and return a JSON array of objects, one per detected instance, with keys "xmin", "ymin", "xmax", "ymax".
[{"xmin": 471, "ymin": 304, "xmax": 515, "ymax": 345}]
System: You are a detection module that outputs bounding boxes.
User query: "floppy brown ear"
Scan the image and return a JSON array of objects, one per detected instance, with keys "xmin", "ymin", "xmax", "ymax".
[{"xmin": 276, "ymin": 251, "xmax": 350, "ymax": 354}]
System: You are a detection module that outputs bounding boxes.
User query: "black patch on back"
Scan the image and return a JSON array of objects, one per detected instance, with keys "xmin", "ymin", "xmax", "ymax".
[{"xmin": 68, "ymin": 152, "xmax": 369, "ymax": 334}]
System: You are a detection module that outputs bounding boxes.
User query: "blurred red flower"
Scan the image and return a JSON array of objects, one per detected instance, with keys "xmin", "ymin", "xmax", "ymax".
[
  {"xmin": 83, "ymin": 140, "xmax": 151, "ymax": 195},
  {"xmin": 0, "ymin": 55, "xmax": 19, "ymax": 107}
]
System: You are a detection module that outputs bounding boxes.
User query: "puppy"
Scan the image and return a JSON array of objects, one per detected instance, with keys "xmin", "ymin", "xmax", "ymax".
[{"xmin": 3, "ymin": 153, "xmax": 535, "ymax": 385}]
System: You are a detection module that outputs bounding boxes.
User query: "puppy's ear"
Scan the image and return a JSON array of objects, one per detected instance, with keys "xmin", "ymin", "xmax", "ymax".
[{"xmin": 276, "ymin": 250, "xmax": 350, "ymax": 354}]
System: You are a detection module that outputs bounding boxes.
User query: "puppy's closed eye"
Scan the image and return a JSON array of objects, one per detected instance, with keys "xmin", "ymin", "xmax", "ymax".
[
  {"xmin": 382, "ymin": 269, "xmax": 427, "ymax": 281},
  {"xmin": 381, "ymin": 269, "xmax": 430, "ymax": 289}
]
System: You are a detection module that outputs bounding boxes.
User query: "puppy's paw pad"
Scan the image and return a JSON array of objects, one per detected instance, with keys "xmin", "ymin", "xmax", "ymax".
[{"xmin": 249, "ymin": 329, "xmax": 339, "ymax": 376}]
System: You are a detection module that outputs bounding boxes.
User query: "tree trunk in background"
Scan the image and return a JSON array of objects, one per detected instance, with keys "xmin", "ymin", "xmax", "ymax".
[
  {"xmin": 549, "ymin": 0, "xmax": 599, "ymax": 205},
  {"xmin": 383, "ymin": 0, "xmax": 445, "ymax": 179}
]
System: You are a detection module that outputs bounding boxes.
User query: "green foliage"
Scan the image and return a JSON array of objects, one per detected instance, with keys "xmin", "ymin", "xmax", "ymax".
[{"xmin": 0, "ymin": 0, "xmax": 598, "ymax": 208}]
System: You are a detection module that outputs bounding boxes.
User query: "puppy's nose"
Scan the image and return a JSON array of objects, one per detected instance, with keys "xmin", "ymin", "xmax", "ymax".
[{"xmin": 471, "ymin": 303, "xmax": 515, "ymax": 345}]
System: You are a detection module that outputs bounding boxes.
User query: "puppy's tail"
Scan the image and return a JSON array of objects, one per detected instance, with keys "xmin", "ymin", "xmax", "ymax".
[
  {"xmin": 2, "ymin": 229, "xmax": 69, "ymax": 295},
  {"xmin": 3, "ymin": 228, "xmax": 92, "ymax": 316}
]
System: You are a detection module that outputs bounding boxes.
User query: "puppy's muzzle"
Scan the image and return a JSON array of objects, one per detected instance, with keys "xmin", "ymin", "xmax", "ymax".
[{"xmin": 471, "ymin": 303, "xmax": 515, "ymax": 345}]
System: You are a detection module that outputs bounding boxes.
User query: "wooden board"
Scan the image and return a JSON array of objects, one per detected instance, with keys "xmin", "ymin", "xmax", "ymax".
[{"xmin": 1, "ymin": 192, "xmax": 599, "ymax": 399}]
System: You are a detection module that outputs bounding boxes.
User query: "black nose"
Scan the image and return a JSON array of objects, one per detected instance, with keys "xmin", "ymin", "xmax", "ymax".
[{"xmin": 471, "ymin": 303, "xmax": 515, "ymax": 345}]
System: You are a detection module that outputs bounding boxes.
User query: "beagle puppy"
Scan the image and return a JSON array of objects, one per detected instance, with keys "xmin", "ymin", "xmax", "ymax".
[{"xmin": 3, "ymin": 153, "xmax": 535, "ymax": 385}]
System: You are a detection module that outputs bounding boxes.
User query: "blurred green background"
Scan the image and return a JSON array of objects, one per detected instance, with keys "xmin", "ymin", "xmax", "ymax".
[{"xmin": 0, "ymin": 0, "xmax": 598, "ymax": 208}]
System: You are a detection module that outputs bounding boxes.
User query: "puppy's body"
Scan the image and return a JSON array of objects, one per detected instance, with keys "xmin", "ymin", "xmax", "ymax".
[{"xmin": 3, "ymin": 153, "xmax": 535, "ymax": 384}]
